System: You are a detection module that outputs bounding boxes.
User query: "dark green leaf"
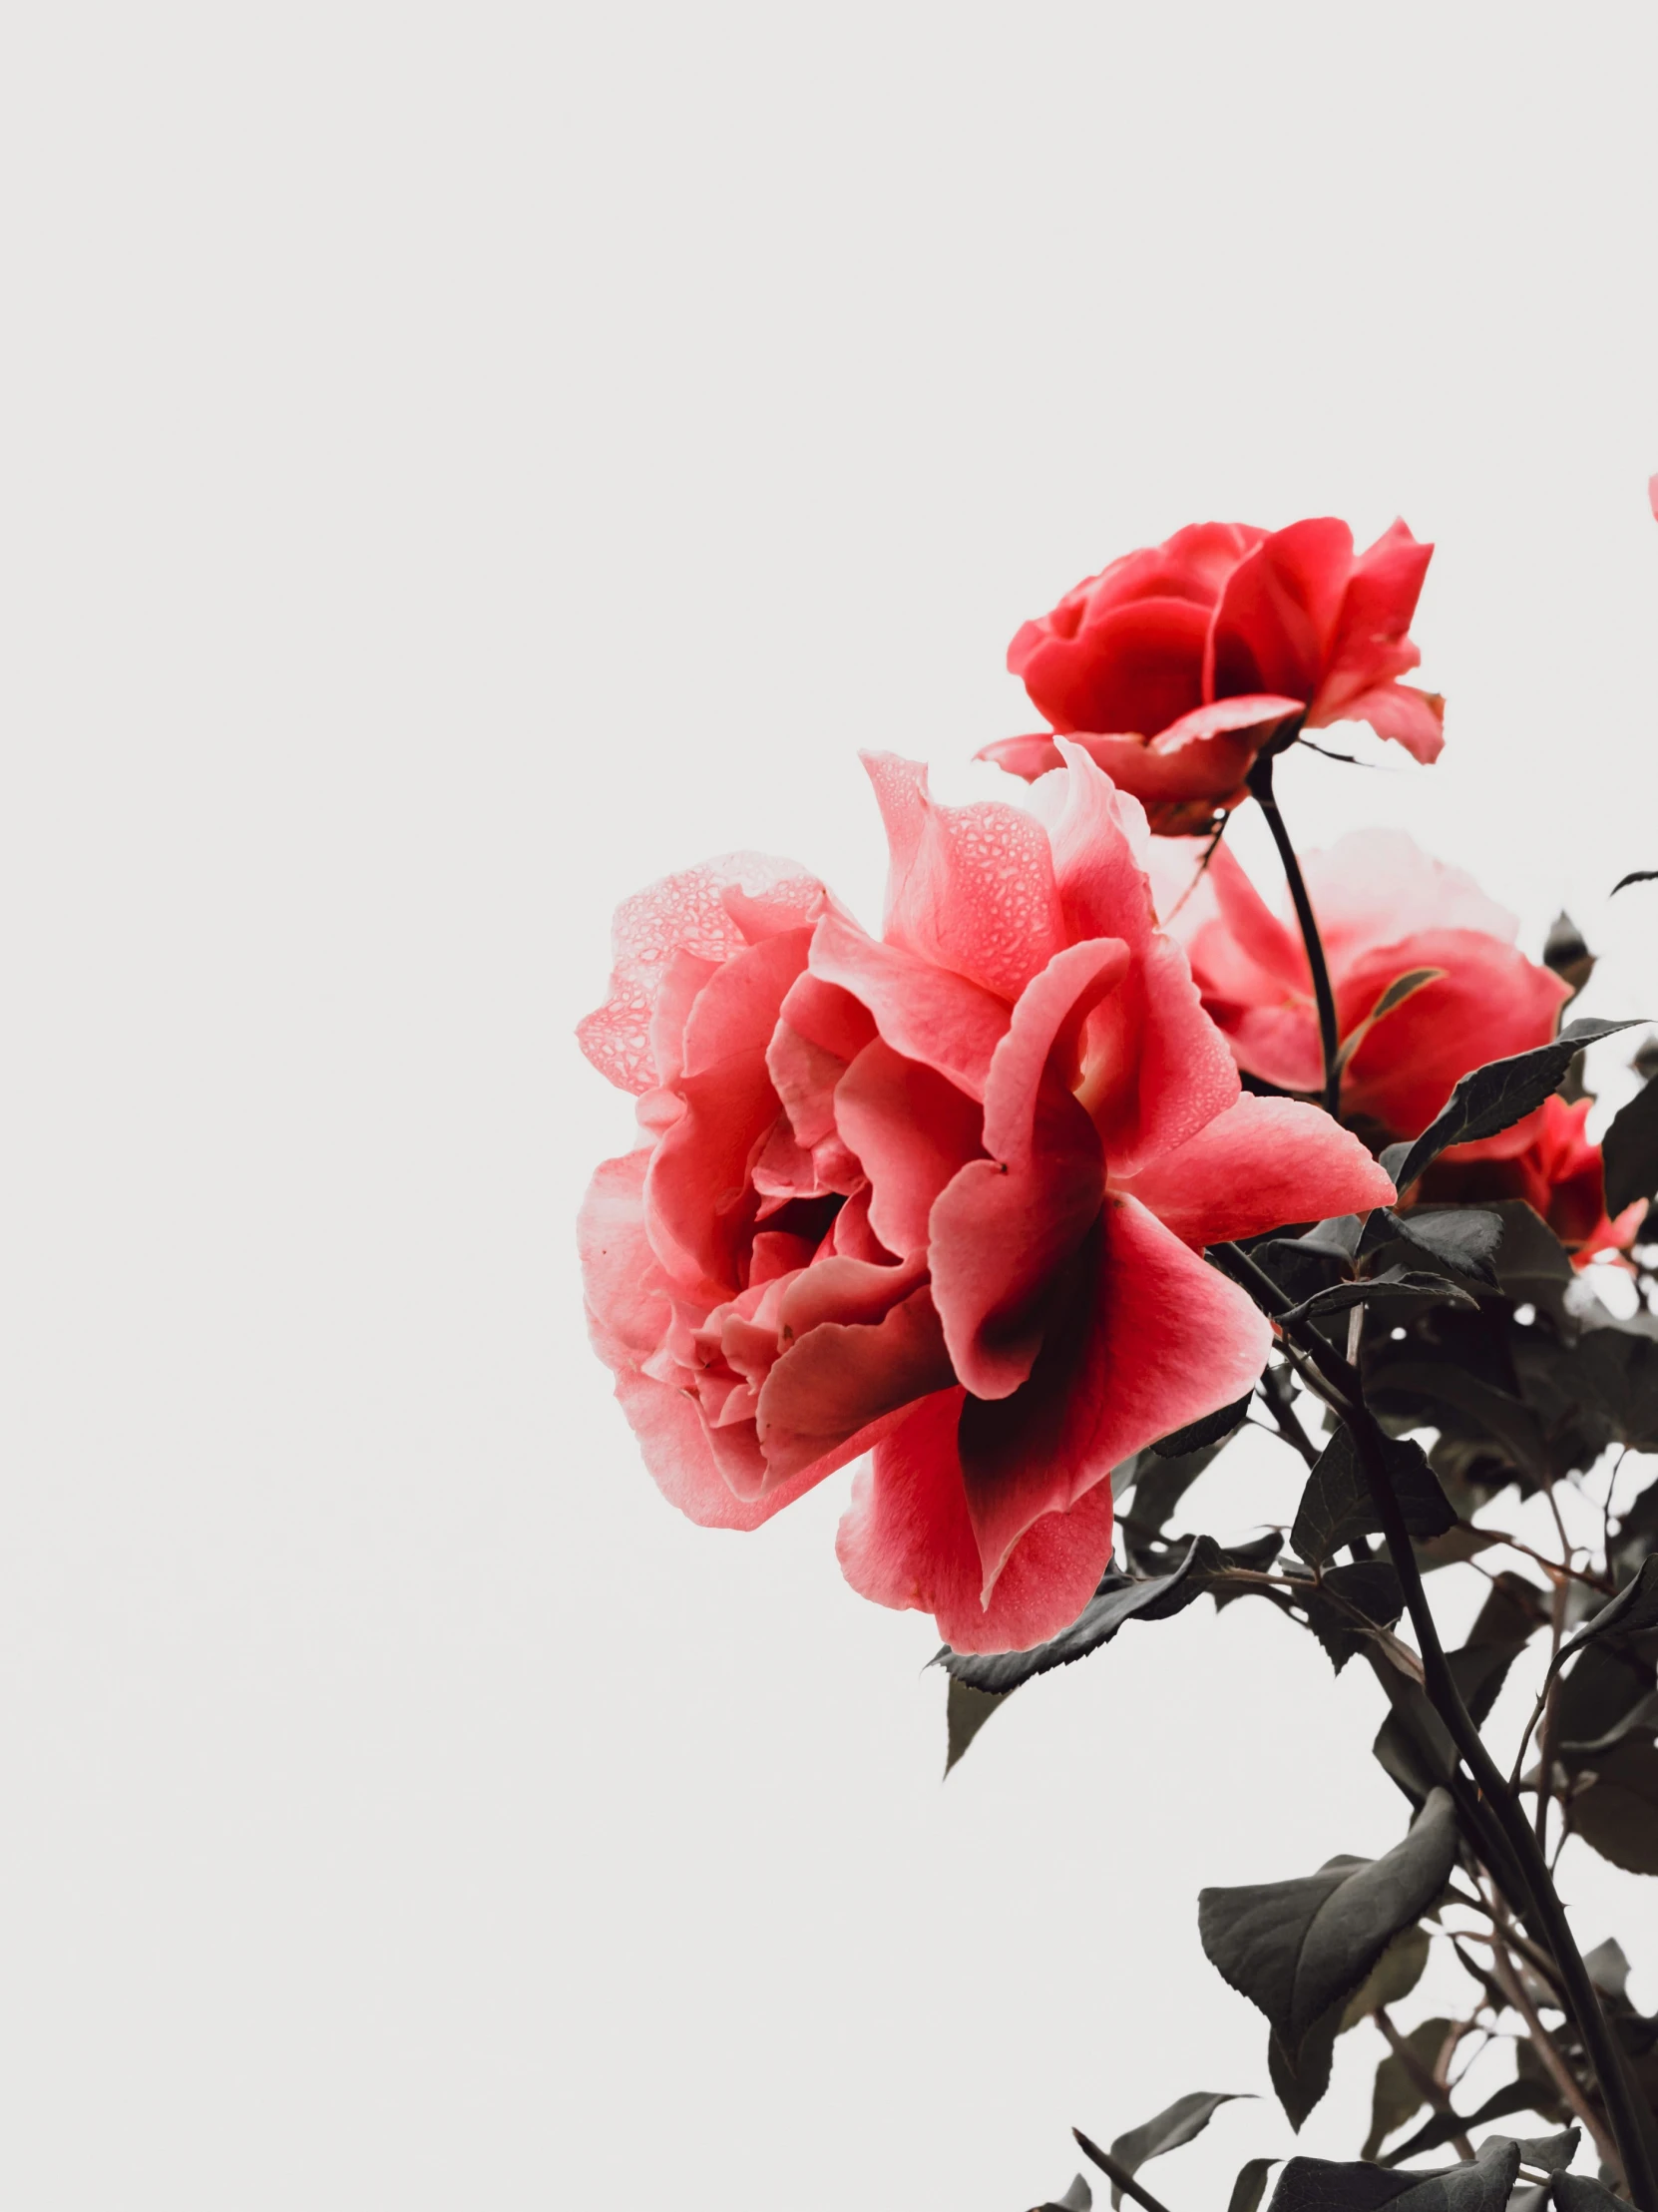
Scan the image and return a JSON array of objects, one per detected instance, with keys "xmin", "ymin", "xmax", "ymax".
[
  {"xmin": 1228, "ymin": 2160, "xmax": 1280, "ymax": 2212},
  {"xmin": 1290, "ymin": 1427, "xmax": 1456, "ymax": 1567},
  {"xmin": 1551, "ymin": 1557, "xmax": 1658, "ymax": 1676},
  {"xmin": 1364, "ymin": 1360, "xmax": 1552, "ymax": 1487},
  {"xmin": 943, "ymin": 1677, "xmax": 1008, "ymax": 1776},
  {"xmin": 1543, "ymin": 913, "xmax": 1595, "ymax": 997},
  {"xmin": 1613, "ymin": 871, "xmax": 1658, "ymax": 895},
  {"xmin": 1300, "ymin": 1560, "xmax": 1407, "ymax": 1673},
  {"xmin": 1466, "ymin": 1570, "xmax": 1550, "ymax": 1650},
  {"xmin": 940, "ymin": 1536, "xmax": 1219, "ymax": 1692},
  {"xmin": 1106, "ymin": 2091, "xmax": 1249, "ymax": 2207},
  {"xmin": 1269, "ymin": 2139, "xmax": 1520, "ymax": 2212},
  {"xmin": 1269, "ymin": 2006, "xmax": 1341, "ymax": 2130},
  {"xmin": 1511, "ymin": 2127, "xmax": 1580, "ymax": 2174},
  {"xmin": 1566, "ymin": 1738, "xmax": 1658, "ymax": 1874},
  {"xmin": 1034, "ymin": 2180, "xmax": 1092, "ymax": 2212},
  {"xmin": 1603, "ymin": 1079, "xmax": 1658, "ymax": 1216},
  {"xmin": 1361, "ymin": 2013, "xmax": 1452, "ymax": 2159},
  {"xmin": 1382, "ymin": 1022, "xmax": 1642, "ymax": 1194},
  {"xmin": 1198, "ymin": 1790, "xmax": 1458, "ymax": 2092},
  {"xmin": 1120, "ymin": 1443, "xmax": 1227, "ymax": 1549},
  {"xmin": 1338, "ymin": 1922, "xmax": 1430, "ymax": 2030},
  {"xmin": 1583, "ymin": 1938, "xmax": 1631, "ymax": 2003},
  {"xmin": 1152, "ymin": 1392, "xmax": 1255, "ymax": 1457},
  {"xmin": 1552, "ymin": 2178, "xmax": 1631, "ymax": 2211},
  {"xmin": 1281, "ymin": 1268, "xmax": 1476, "ymax": 1327},
  {"xmin": 1381, "ymin": 2076, "xmax": 1554, "ymax": 2165},
  {"xmin": 1375, "ymin": 1207, "xmax": 1505, "ymax": 1289}
]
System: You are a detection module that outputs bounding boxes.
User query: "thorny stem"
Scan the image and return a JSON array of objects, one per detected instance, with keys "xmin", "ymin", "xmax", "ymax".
[
  {"xmin": 1487, "ymin": 1926, "xmax": 1623, "ymax": 2178},
  {"xmin": 1213, "ymin": 1237, "xmax": 1658, "ymax": 2208},
  {"xmin": 1375, "ymin": 2006, "xmax": 1475, "ymax": 2160},
  {"xmin": 1245, "ymin": 748, "xmax": 1342, "ymax": 1118},
  {"xmin": 1072, "ymin": 2128, "xmax": 1176, "ymax": 2212},
  {"xmin": 1534, "ymin": 1548, "xmax": 1572, "ymax": 1852}
]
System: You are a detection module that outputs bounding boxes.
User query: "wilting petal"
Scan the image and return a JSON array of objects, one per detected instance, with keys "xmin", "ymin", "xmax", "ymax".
[
  {"xmin": 756, "ymin": 1285, "xmax": 957, "ymax": 1480},
  {"xmin": 1116, "ymin": 1094, "xmax": 1397, "ymax": 1246},
  {"xmin": 832, "ymin": 1039, "xmax": 985, "ymax": 1257},
  {"xmin": 977, "ymin": 731, "xmax": 1066, "ymax": 782},
  {"xmin": 928, "ymin": 1088, "xmax": 1103, "ymax": 1401},
  {"xmin": 863, "ymin": 752, "xmax": 1065, "ymax": 1001},
  {"xmin": 959, "ymin": 1195, "xmax": 1269, "ymax": 1600},
  {"xmin": 834, "ymin": 1388, "xmax": 1120, "ymax": 1653},
  {"xmin": 809, "ymin": 908, "xmax": 1010, "ymax": 1101}
]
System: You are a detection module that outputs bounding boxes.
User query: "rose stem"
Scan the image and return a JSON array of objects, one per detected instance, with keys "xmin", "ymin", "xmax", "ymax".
[
  {"xmin": 1244, "ymin": 747, "xmax": 1342, "ymax": 1118},
  {"xmin": 1215, "ymin": 1236, "xmax": 1658, "ymax": 2209},
  {"xmin": 1071, "ymin": 2129, "xmax": 1175, "ymax": 2212},
  {"xmin": 1374, "ymin": 2006, "xmax": 1474, "ymax": 2161}
]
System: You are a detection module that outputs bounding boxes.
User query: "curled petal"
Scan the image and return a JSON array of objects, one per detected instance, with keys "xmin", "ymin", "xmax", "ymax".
[
  {"xmin": 834, "ymin": 1389, "xmax": 1120, "ymax": 1654},
  {"xmin": 832, "ymin": 1038, "xmax": 985, "ymax": 1257},
  {"xmin": 958, "ymin": 1195, "xmax": 1270, "ymax": 1598},
  {"xmin": 755, "ymin": 1285, "xmax": 956, "ymax": 1482},
  {"xmin": 808, "ymin": 908, "xmax": 1011, "ymax": 1102},
  {"xmin": 1206, "ymin": 517, "xmax": 1354, "ymax": 703},
  {"xmin": 863, "ymin": 751, "xmax": 1064, "ymax": 1001},
  {"xmin": 578, "ymin": 854, "xmax": 828, "ymax": 1095},
  {"xmin": 1116, "ymin": 1094, "xmax": 1397, "ymax": 1247}
]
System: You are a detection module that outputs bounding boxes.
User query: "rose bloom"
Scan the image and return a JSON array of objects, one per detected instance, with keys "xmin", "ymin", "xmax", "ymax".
[
  {"xmin": 1411, "ymin": 1095, "xmax": 1643, "ymax": 1266},
  {"xmin": 983, "ymin": 517, "xmax": 1443, "ymax": 832},
  {"xmin": 1155, "ymin": 828, "xmax": 1570, "ymax": 1143},
  {"xmin": 578, "ymin": 746, "xmax": 1393, "ymax": 1651}
]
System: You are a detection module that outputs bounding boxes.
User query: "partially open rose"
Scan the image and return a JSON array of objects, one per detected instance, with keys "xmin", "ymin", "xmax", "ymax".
[
  {"xmin": 1157, "ymin": 829, "xmax": 1570, "ymax": 1142},
  {"xmin": 1411, "ymin": 1095, "xmax": 1643, "ymax": 1266},
  {"xmin": 578, "ymin": 748, "xmax": 1393, "ymax": 1652},
  {"xmin": 983, "ymin": 517, "xmax": 1443, "ymax": 831}
]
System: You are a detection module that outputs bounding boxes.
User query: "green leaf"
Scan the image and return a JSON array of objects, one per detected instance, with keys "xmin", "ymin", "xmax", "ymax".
[
  {"xmin": 1227, "ymin": 2160, "xmax": 1280, "ymax": 2212},
  {"xmin": 1034, "ymin": 2180, "xmax": 1092, "ymax": 2212},
  {"xmin": 1151, "ymin": 1391, "xmax": 1255, "ymax": 1457},
  {"xmin": 1566, "ymin": 1737, "xmax": 1658, "ymax": 1874},
  {"xmin": 1269, "ymin": 2007, "xmax": 1341, "ymax": 2131},
  {"xmin": 1290, "ymin": 1427, "xmax": 1456, "ymax": 1567},
  {"xmin": 1375, "ymin": 1206, "xmax": 1505, "ymax": 1289},
  {"xmin": 1382, "ymin": 1021, "xmax": 1642, "ymax": 1195},
  {"xmin": 1511, "ymin": 2126, "xmax": 1580, "ymax": 2174},
  {"xmin": 1105, "ymin": 2091, "xmax": 1249, "ymax": 2207},
  {"xmin": 940, "ymin": 1535, "xmax": 1219, "ymax": 1693},
  {"xmin": 1269, "ymin": 2139, "xmax": 1520, "ymax": 2212},
  {"xmin": 1338, "ymin": 1922, "xmax": 1431, "ymax": 2030},
  {"xmin": 1299, "ymin": 1560, "xmax": 1407, "ymax": 1674},
  {"xmin": 1382, "ymin": 2078, "xmax": 1563, "ymax": 2166},
  {"xmin": 1334, "ymin": 968, "xmax": 1449, "ymax": 1077},
  {"xmin": 1280, "ymin": 1267, "xmax": 1476, "ymax": 1327},
  {"xmin": 1543, "ymin": 913, "xmax": 1595, "ymax": 997},
  {"xmin": 1553, "ymin": 2178, "xmax": 1632, "ymax": 2211},
  {"xmin": 943, "ymin": 1677, "xmax": 1008, "ymax": 1776},
  {"xmin": 1361, "ymin": 2013, "xmax": 1452, "ymax": 2159},
  {"xmin": 1198, "ymin": 1790, "xmax": 1458, "ymax": 2121},
  {"xmin": 1551, "ymin": 1556, "xmax": 1658, "ymax": 1675},
  {"xmin": 1602, "ymin": 1077, "xmax": 1658, "ymax": 1216}
]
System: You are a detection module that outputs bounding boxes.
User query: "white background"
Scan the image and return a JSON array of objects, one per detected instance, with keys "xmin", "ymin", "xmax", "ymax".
[{"xmin": 0, "ymin": 2, "xmax": 1655, "ymax": 2205}]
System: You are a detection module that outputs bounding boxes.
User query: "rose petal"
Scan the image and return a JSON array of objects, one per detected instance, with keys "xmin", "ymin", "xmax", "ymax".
[{"xmin": 1116, "ymin": 1094, "xmax": 1397, "ymax": 1246}]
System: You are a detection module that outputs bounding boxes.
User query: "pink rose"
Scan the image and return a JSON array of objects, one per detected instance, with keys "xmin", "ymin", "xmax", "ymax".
[
  {"xmin": 578, "ymin": 748, "xmax": 1394, "ymax": 1652},
  {"xmin": 1412, "ymin": 1095, "xmax": 1643, "ymax": 1266},
  {"xmin": 1157, "ymin": 829, "xmax": 1571, "ymax": 1140},
  {"xmin": 983, "ymin": 518, "xmax": 1444, "ymax": 832}
]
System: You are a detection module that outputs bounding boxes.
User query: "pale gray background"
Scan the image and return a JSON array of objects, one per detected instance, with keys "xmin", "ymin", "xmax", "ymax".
[{"xmin": 0, "ymin": 1, "xmax": 1654, "ymax": 2204}]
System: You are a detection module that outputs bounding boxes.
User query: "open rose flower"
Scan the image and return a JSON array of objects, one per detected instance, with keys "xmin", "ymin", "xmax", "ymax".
[
  {"xmin": 578, "ymin": 748, "xmax": 1393, "ymax": 1652},
  {"xmin": 1410, "ymin": 1095, "xmax": 1643, "ymax": 1266},
  {"xmin": 982, "ymin": 518, "xmax": 1444, "ymax": 831},
  {"xmin": 1156, "ymin": 829, "xmax": 1570, "ymax": 1142}
]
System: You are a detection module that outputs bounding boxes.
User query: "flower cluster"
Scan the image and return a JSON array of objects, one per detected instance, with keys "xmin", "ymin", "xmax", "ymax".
[{"xmin": 579, "ymin": 743, "xmax": 1392, "ymax": 1649}]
